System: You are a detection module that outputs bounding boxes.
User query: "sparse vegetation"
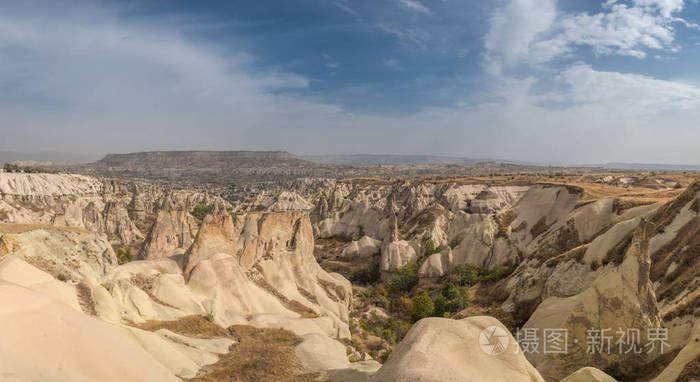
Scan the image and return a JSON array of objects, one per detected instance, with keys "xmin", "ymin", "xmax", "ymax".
[
  {"xmin": 449, "ymin": 234, "xmax": 464, "ymax": 249},
  {"xmin": 191, "ymin": 203, "xmax": 213, "ymax": 220},
  {"xmin": 423, "ymin": 239, "xmax": 443, "ymax": 257},
  {"xmin": 2, "ymin": 163, "xmax": 57, "ymax": 174},
  {"xmin": 351, "ymin": 257, "xmax": 381, "ymax": 285},
  {"xmin": 116, "ymin": 248, "xmax": 133, "ymax": 264},
  {"xmin": 390, "ymin": 263, "xmax": 419, "ymax": 293}
]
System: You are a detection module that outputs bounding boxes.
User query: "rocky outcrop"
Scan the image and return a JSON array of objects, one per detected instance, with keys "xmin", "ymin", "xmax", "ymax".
[
  {"xmin": 0, "ymin": 255, "xmax": 234, "ymax": 381},
  {"xmin": 380, "ymin": 240, "xmax": 417, "ymax": 274},
  {"xmin": 139, "ymin": 205, "xmax": 199, "ymax": 260},
  {"xmin": 418, "ymin": 248, "xmax": 453, "ymax": 278},
  {"xmin": 341, "ymin": 236, "xmax": 381, "ymax": 260},
  {"xmin": 186, "ymin": 212, "xmax": 352, "ymax": 337},
  {"xmin": 651, "ymin": 320, "xmax": 700, "ymax": 382},
  {"xmin": 265, "ymin": 191, "xmax": 314, "ymax": 211},
  {"xmin": 369, "ymin": 316, "xmax": 545, "ymax": 382},
  {"xmin": 103, "ymin": 202, "xmax": 144, "ymax": 244},
  {"xmin": 522, "ymin": 220, "xmax": 660, "ymax": 380},
  {"xmin": 0, "ymin": 173, "xmax": 101, "ymax": 196},
  {"xmin": 561, "ymin": 367, "xmax": 617, "ymax": 382},
  {"xmin": 0, "ymin": 223, "xmax": 117, "ymax": 283}
]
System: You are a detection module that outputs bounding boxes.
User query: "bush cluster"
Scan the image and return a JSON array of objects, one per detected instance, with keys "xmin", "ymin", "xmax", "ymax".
[
  {"xmin": 191, "ymin": 203, "xmax": 213, "ymax": 220},
  {"xmin": 390, "ymin": 263, "xmax": 419, "ymax": 293},
  {"xmin": 116, "ymin": 248, "xmax": 133, "ymax": 265},
  {"xmin": 446, "ymin": 263, "xmax": 516, "ymax": 286},
  {"xmin": 2, "ymin": 163, "xmax": 57, "ymax": 174}
]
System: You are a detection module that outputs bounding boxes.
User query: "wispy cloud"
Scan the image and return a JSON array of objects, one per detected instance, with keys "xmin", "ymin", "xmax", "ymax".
[
  {"xmin": 324, "ymin": 54, "xmax": 341, "ymax": 70},
  {"xmin": 383, "ymin": 58, "xmax": 404, "ymax": 70},
  {"xmin": 397, "ymin": 0, "xmax": 431, "ymax": 15},
  {"xmin": 378, "ymin": 24, "xmax": 431, "ymax": 50},
  {"xmin": 332, "ymin": 0, "xmax": 358, "ymax": 16}
]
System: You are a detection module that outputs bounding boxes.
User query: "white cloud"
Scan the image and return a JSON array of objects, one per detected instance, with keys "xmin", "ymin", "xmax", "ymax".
[
  {"xmin": 483, "ymin": 0, "xmax": 559, "ymax": 73},
  {"xmin": 558, "ymin": 3, "xmax": 678, "ymax": 58},
  {"xmin": 484, "ymin": 0, "xmax": 690, "ymax": 72},
  {"xmin": 397, "ymin": 0, "xmax": 431, "ymax": 14},
  {"xmin": 551, "ymin": 64, "xmax": 700, "ymax": 114}
]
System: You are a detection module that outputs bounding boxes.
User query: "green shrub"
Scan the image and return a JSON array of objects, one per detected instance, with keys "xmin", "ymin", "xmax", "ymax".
[
  {"xmin": 388, "ymin": 320, "xmax": 411, "ymax": 342},
  {"xmin": 500, "ymin": 288, "xmax": 512, "ymax": 302},
  {"xmin": 449, "ymin": 264, "xmax": 479, "ymax": 286},
  {"xmin": 351, "ymin": 258, "xmax": 381, "ymax": 285},
  {"xmin": 433, "ymin": 295, "xmax": 448, "ymax": 317},
  {"xmin": 433, "ymin": 283, "xmax": 470, "ymax": 316},
  {"xmin": 379, "ymin": 349, "xmax": 392, "ymax": 363},
  {"xmin": 480, "ymin": 264, "xmax": 517, "ymax": 282},
  {"xmin": 116, "ymin": 248, "xmax": 133, "ymax": 265},
  {"xmin": 374, "ymin": 294, "xmax": 390, "ymax": 309},
  {"xmin": 423, "ymin": 239, "xmax": 443, "ymax": 257},
  {"xmin": 449, "ymin": 234, "xmax": 464, "ymax": 249},
  {"xmin": 447, "ymin": 263, "xmax": 516, "ymax": 286},
  {"xmin": 380, "ymin": 328, "xmax": 397, "ymax": 344},
  {"xmin": 390, "ymin": 263, "xmax": 419, "ymax": 293},
  {"xmin": 411, "ymin": 292, "xmax": 434, "ymax": 322},
  {"xmin": 191, "ymin": 203, "xmax": 213, "ymax": 220}
]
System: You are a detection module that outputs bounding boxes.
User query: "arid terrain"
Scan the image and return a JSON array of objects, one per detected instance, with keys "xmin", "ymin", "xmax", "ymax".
[{"xmin": 0, "ymin": 154, "xmax": 697, "ymax": 381}]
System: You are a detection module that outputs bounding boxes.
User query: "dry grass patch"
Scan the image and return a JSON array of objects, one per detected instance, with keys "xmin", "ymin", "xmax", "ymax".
[
  {"xmin": 135, "ymin": 315, "xmax": 229, "ymax": 339},
  {"xmin": 190, "ymin": 325, "xmax": 319, "ymax": 382},
  {"xmin": 136, "ymin": 316, "xmax": 321, "ymax": 381}
]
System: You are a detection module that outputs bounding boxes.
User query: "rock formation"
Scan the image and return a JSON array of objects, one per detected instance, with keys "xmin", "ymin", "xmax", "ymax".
[{"xmin": 369, "ymin": 316, "xmax": 545, "ymax": 382}]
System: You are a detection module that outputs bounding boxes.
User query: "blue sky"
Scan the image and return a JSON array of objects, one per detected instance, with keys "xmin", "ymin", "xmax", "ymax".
[{"xmin": 1, "ymin": 0, "xmax": 700, "ymax": 163}]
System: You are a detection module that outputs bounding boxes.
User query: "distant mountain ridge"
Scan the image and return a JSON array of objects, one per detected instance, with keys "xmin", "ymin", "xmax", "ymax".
[
  {"xmin": 92, "ymin": 151, "xmax": 312, "ymax": 168},
  {"xmin": 603, "ymin": 162, "xmax": 700, "ymax": 171},
  {"xmin": 301, "ymin": 154, "xmax": 533, "ymax": 166},
  {"xmin": 0, "ymin": 151, "xmax": 98, "ymax": 165}
]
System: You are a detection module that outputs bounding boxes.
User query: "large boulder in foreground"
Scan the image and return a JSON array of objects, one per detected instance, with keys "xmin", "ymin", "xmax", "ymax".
[
  {"xmin": 0, "ymin": 263, "xmax": 178, "ymax": 381},
  {"xmin": 561, "ymin": 367, "xmax": 616, "ymax": 382},
  {"xmin": 369, "ymin": 316, "xmax": 544, "ymax": 382}
]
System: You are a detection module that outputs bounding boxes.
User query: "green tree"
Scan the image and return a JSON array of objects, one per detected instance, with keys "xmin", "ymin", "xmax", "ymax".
[
  {"xmin": 433, "ymin": 295, "xmax": 449, "ymax": 317},
  {"xmin": 390, "ymin": 263, "xmax": 419, "ymax": 293},
  {"xmin": 116, "ymin": 248, "xmax": 133, "ymax": 265},
  {"xmin": 423, "ymin": 239, "xmax": 443, "ymax": 257},
  {"xmin": 191, "ymin": 203, "xmax": 213, "ymax": 220},
  {"xmin": 450, "ymin": 264, "xmax": 479, "ymax": 286},
  {"xmin": 411, "ymin": 292, "xmax": 434, "ymax": 322}
]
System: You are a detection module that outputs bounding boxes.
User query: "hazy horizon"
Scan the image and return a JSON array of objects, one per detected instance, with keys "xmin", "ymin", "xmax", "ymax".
[
  {"xmin": 1, "ymin": 0, "xmax": 700, "ymax": 164},
  {"xmin": 4, "ymin": 149, "xmax": 700, "ymax": 169}
]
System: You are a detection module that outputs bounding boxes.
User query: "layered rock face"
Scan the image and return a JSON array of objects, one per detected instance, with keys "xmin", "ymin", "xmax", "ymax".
[
  {"xmin": 0, "ymin": 210, "xmax": 354, "ymax": 380},
  {"xmin": 504, "ymin": 178, "xmax": 700, "ymax": 380},
  {"xmin": 139, "ymin": 204, "xmax": 199, "ymax": 260},
  {"xmin": 0, "ymin": 225, "xmax": 234, "ymax": 380},
  {"xmin": 181, "ymin": 211, "xmax": 352, "ymax": 338},
  {"xmin": 523, "ymin": 221, "xmax": 660, "ymax": 380},
  {"xmin": 0, "ymin": 173, "xmax": 230, "ymax": 253}
]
